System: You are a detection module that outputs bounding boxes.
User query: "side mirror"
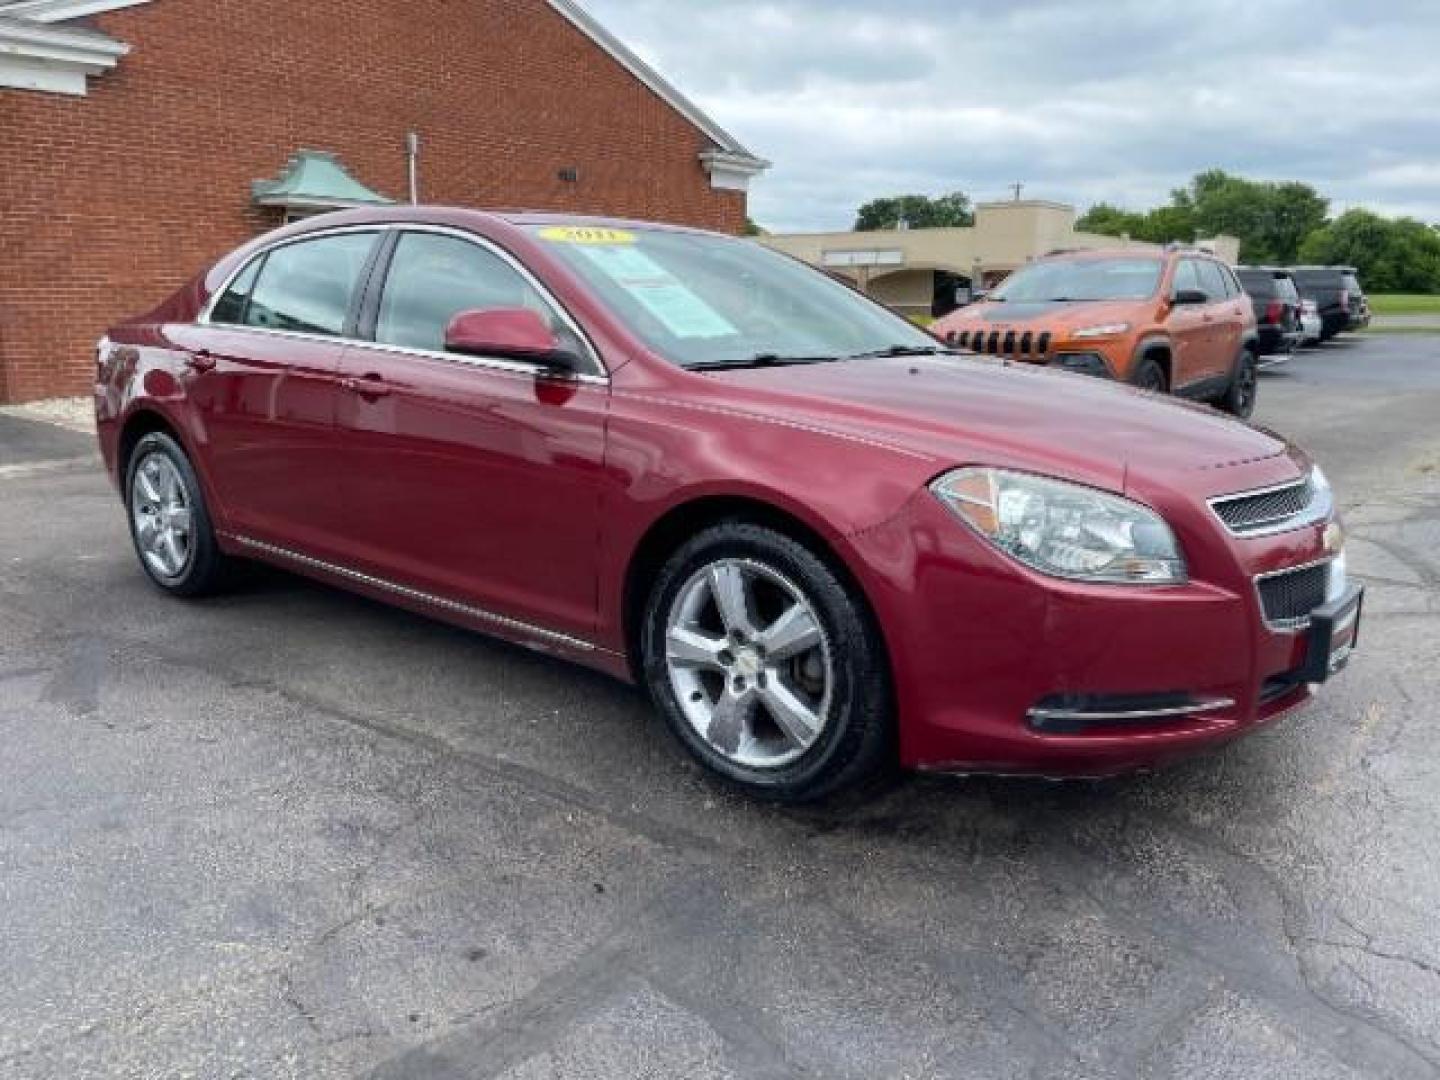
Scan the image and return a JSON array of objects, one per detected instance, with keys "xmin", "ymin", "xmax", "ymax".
[
  {"xmin": 443, "ymin": 308, "xmax": 583, "ymax": 372},
  {"xmin": 1171, "ymin": 288, "xmax": 1209, "ymax": 306}
]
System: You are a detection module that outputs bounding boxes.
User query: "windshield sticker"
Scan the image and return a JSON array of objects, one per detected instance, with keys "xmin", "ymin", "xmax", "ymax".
[
  {"xmin": 576, "ymin": 245, "xmax": 739, "ymax": 340},
  {"xmin": 539, "ymin": 226, "xmax": 637, "ymax": 245}
]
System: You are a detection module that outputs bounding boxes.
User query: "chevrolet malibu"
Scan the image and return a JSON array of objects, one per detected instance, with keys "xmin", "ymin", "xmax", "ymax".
[{"xmin": 95, "ymin": 208, "xmax": 1363, "ymax": 801}]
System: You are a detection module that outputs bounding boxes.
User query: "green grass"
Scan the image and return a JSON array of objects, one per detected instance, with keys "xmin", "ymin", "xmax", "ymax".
[{"xmin": 1368, "ymin": 294, "xmax": 1440, "ymax": 315}]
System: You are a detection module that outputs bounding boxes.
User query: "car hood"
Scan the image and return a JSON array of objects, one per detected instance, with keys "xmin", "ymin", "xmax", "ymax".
[
  {"xmin": 933, "ymin": 298, "xmax": 1144, "ymax": 335},
  {"xmin": 706, "ymin": 355, "xmax": 1295, "ymax": 497}
]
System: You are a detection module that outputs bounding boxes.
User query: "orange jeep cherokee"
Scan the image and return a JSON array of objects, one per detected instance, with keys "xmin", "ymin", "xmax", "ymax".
[{"xmin": 932, "ymin": 248, "xmax": 1260, "ymax": 417}]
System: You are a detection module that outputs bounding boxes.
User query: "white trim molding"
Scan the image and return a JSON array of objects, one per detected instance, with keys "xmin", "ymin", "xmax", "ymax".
[
  {"xmin": 0, "ymin": 0, "xmax": 152, "ymax": 22},
  {"xmin": 0, "ymin": 14, "xmax": 128, "ymax": 95},
  {"xmin": 700, "ymin": 149, "xmax": 770, "ymax": 194},
  {"xmin": 546, "ymin": 0, "xmax": 769, "ymax": 192}
]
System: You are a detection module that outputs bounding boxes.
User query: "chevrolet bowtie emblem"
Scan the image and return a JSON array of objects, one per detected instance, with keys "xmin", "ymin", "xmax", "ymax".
[{"xmin": 1323, "ymin": 522, "xmax": 1344, "ymax": 555}]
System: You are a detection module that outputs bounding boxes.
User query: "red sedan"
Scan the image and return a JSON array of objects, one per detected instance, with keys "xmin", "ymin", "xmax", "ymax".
[{"xmin": 95, "ymin": 208, "xmax": 1362, "ymax": 800}]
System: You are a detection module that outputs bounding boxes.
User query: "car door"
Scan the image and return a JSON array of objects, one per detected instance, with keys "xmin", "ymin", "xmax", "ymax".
[
  {"xmin": 177, "ymin": 229, "xmax": 382, "ymax": 557},
  {"xmin": 331, "ymin": 227, "xmax": 609, "ymax": 641},
  {"xmin": 1205, "ymin": 260, "xmax": 1250, "ymax": 375},
  {"xmin": 1165, "ymin": 258, "xmax": 1212, "ymax": 388}
]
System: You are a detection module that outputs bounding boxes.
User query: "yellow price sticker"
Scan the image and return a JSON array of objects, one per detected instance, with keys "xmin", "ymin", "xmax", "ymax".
[{"xmin": 539, "ymin": 226, "xmax": 637, "ymax": 245}]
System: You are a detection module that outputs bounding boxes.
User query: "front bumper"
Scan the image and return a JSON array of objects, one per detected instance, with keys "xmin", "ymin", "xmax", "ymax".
[{"xmin": 848, "ymin": 486, "xmax": 1360, "ymax": 776}]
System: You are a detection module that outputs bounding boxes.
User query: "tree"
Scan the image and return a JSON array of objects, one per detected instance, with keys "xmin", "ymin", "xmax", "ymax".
[
  {"xmin": 854, "ymin": 191, "xmax": 974, "ymax": 231},
  {"xmin": 742, "ymin": 216, "xmax": 767, "ymax": 237},
  {"xmin": 1076, "ymin": 203, "xmax": 1146, "ymax": 238},
  {"xmin": 1299, "ymin": 210, "xmax": 1440, "ymax": 293},
  {"xmin": 1174, "ymin": 171, "xmax": 1327, "ymax": 263}
]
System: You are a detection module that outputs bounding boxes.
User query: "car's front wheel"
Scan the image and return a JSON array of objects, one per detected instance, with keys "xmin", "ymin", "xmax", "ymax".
[
  {"xmin": 1219, "ymin": 348, "xmax": 1258, "ymax": 419},
  {"xmin": 126, "ymin": 431, "xmax": 229, "ymax": 596},
  {"xmin": 641, "ymin": 522, "xmax": 893, "ymax": 802}
]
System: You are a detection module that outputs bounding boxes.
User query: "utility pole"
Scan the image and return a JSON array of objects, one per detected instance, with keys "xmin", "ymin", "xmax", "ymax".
[{"xmin": 1010, "ymin": 182, "xmax": 1024, "ymax": 202}]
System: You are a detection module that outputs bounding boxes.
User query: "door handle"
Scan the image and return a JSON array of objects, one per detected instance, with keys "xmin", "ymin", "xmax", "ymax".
[
  {"xmin": 342, "ymin": 375, "xmax": 392, "ymax": 399},
  {"xmin": 186, "ymin": 349, "xmax": 217, "ymax": 373}
]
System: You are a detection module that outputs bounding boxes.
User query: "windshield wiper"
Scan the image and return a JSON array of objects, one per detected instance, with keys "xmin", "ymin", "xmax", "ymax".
[
  {"xmin": 688, "ymin": 352, "xmax": 840, "ymax": 371},
  {"xmin": 847, "ymin": 344, "xmax": 956, "ymax": 359}
]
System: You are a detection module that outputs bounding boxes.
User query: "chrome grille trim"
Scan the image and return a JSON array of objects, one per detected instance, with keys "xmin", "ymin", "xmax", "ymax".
[
  {"xmin": 1254, "ymin": 556, "xmax": 1335, "ymax": 633},
  {"xmin": 1209, "ymin": 474, "xmax": 1330, "ymax": 537}
]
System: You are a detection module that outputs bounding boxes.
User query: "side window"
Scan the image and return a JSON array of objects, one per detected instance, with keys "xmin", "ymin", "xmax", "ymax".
[
  {"xmin": 1195, "ymin": 260, "xmax": 1228, "ymax": 302},
  {"xmin": 242, "ymin": 232, "xmax": 378, "ymax": 336},
  {"xmin": 375, "ymin": 231, "xmax": 587, "ymax": 360},
  {"xmin": 209, "ymin": 256, "xmax": 263, "ymax": 324},
  {"xmin": 1217, "ymin": 265, "xmax": 1240, "ymax": 298},
  {"xmin": 1172, "ymin": 259, "xmax": 1202, "ymax": 297}
]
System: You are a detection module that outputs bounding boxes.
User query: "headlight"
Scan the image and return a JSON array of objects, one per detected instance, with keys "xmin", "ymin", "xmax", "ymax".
[
  {"xmin": 1071, "ymin": 322, "xmax": 1131, "ymax": 339},
  {"xmin": 931, "ymin": 467, "xmax": 1187, "ymax": 584}
]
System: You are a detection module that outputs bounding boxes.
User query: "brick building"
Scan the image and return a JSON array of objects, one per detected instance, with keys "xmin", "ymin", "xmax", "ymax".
[{"xmin": 0, "ymin": 0, "xmax": 768, "ymax": 403}]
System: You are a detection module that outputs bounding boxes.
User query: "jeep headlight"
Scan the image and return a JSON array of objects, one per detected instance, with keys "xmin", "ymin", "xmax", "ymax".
[
  {"xmin": 1071, "ymin": 322, "xmax": 1131, "ymax": 339},
  {"xmin": 932, "ymin": 467, "xmax": 1187, "ymax": 584}
]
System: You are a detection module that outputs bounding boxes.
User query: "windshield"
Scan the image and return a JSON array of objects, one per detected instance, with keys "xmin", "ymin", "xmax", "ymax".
[
  {"xmin": 529, "ymin": 225, "xmax": 937, "ymax": 368},
  {"xmin": 991, "ymin": 257, "xmax": 1164, "ymax": 302}
]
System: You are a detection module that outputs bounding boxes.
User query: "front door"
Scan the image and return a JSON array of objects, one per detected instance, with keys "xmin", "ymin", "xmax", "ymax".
[
  {"xmin": 331, "ymin": 228, "xmax": 609, "ymax": 641},
  {"xmin": 178, "ymin": 229, "xmax": 381, "ymax": 557},
  {"xmin": 1165, "ymin": 258, "xmax": 1212, "ymax": 389}
]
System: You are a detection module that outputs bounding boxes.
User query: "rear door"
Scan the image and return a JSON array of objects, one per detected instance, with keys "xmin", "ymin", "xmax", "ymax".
[
  {"xmin": 331, "ymin": 227, "xmax": 610, "ymax": 641},
  {"xmin": 183, "ymin": 229, "xmax": 382, "ymax": 556},
  {"xmin": 1212, "ymin": 261, "xmax": 1252, "ymax": 365}
]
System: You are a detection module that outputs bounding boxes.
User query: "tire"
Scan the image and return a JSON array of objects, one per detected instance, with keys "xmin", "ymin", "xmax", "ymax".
[
  {"xmin": 125, "ymin": 431, "xmax": 229, "ymax": 597},
  {"xmin": 1131, "ymin": 355, "xmax": 1168, "ymax": 393},
  {"xmin": 1219, "ymin": 348, "xmax": 1258, "ymax": 419},
  {"xmin": 640, "ymin": 522, "xmax": 893, "ymax": 802}
]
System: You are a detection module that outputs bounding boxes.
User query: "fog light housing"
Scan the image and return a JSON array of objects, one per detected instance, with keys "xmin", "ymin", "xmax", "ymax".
[{"xmin": 1049, "ymin": 352, "xmax": 1112, "ymax": 378}]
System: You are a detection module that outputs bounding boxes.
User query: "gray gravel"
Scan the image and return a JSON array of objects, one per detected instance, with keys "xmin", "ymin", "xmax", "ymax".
[{"xmin": 1, "ymin": 333, "xmax": 1437, "ymax": 1079}]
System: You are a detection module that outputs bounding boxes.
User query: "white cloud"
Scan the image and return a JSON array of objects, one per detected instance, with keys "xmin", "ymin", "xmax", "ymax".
[{"xmin": 582, "ymin": 0, "xmax": 1440, "ymax": 232}]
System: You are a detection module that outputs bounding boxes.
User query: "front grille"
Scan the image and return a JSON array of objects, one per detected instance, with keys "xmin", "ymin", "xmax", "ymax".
[
  {"xmin": 1210, "ymin": 476, "xmax": 1319, "ymax": 536},
  {"xmin": 948, "ymin": 327, "xmax": 1052, "ymax": 359},
  {"xmin": 1256, "ymin": 561, "xmax": 1331, "ymax": 630}
]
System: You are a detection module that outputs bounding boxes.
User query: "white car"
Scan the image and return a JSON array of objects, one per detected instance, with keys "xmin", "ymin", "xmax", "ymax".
[{"xmin": 1300, "ymin": 298, "xmax": 1323, "ymax": 345}]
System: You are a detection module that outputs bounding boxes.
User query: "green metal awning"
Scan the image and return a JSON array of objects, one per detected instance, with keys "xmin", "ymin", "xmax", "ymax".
[{"xmin": 251, "ymin": 150, "xmax": 393, "ymax": 212}]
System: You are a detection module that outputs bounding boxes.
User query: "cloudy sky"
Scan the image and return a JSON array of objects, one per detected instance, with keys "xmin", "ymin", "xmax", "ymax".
[{"xmin": 584, "ymin": 0, "xmax": 1440, "ymax": 233}]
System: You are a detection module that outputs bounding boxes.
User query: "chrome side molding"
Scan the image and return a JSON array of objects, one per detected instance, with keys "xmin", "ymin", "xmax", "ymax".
[{"xmin": 232, "ymin": 534, "xmax": 599, "ymax": 654}]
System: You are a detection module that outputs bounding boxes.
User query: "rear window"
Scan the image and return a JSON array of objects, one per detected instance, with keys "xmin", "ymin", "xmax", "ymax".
[
  {"xmin": 1342, "ymin": 272, "xmax": 1363, "ymax": 294},
  {"xmin": 1291, "ymin": 268, "xmax": 1339, "ymax": 289},
  {"xmin": 1237, "ymin": 270, "xmax": 1277, "ymax": 296},
  {"xmin": 1276, "ymin": 275, "xmax": 1299, "ymax": 301}
]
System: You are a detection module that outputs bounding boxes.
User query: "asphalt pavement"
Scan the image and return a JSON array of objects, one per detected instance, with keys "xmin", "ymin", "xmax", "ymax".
[{"xmin": 1, "ymin": 334, "xmax": 1437, "ymax": 1079}]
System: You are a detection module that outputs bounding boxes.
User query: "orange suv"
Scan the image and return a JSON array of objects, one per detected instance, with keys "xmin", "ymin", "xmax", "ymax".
[{"xmin": 933, "ymin": 248, "xmax": 1260, "ymax": 417}]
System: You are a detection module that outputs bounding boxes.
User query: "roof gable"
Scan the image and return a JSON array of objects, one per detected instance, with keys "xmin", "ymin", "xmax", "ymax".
[{"xmin": 545, "ymin": 0, "xmax": 767, "ymax": 176}]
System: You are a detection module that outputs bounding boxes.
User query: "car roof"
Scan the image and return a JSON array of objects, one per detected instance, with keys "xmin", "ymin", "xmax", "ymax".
[
  {"xmin": 1036, "ymin": 247, "xmax": 1169, "ymax": 262},
  {"xmin": 277, "ymin": 204, "xmax": 724, "ymax": 239}
]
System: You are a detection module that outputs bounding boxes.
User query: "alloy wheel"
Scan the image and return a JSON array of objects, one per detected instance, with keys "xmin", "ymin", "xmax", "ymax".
[
  {"xmin": 130, "ymin": 451, "xmax": 194, "ymax": 579},
  {"xmin": 664, "ymin": 558, "xmax": 834, "ymax": 769}
]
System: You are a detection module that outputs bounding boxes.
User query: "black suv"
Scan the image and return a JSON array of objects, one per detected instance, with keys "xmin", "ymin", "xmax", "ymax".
[
  {"xmin": 1289, "ymin": 266, "xmax": 1369, "ymax": 340},
  {"xmin": 1236, "ymin": 266, "xmax": 1302, "ymax": 362}
]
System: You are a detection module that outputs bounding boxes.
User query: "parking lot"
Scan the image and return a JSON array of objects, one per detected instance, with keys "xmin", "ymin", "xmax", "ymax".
[{"xmin": 1, "ymin": 334, "xmax": 1438, "ymax": 1079}]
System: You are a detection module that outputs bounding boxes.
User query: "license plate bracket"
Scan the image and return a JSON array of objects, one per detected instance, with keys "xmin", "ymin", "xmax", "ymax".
[{"xmin": 1297, "ymin": 584, "xmax": 1364, "ymax": 684}]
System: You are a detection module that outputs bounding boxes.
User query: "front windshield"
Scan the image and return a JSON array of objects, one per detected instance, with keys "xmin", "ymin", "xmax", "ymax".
[
  {"xmin": 991, "ymin": 257, "xmax": 1163, "ymax": 302},
  {"xmin": 529, "ymin": 225, "xmax": 937, "ymax": 368}
]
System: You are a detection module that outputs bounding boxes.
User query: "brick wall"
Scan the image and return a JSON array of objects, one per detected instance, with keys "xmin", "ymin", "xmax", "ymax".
[{"xmin": 0, "ymin": 0, "xmax": 748, "ymax": 403}]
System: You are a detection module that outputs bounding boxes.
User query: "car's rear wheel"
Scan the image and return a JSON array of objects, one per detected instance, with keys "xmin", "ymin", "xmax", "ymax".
[
  {"xmin": 1219, "ymin": 348, "xmax": 1258, "ymax": 419},
  {"xmin": 126, "ymin": 432, "xmax": 228, "ymax": 596},
  {"xmin": 641, "ymin": 522, "xmax": 892, "ymax": 802},
  {"xmin": 1132, "ymin": 356, "xmax": 1168, "ymax": 393}
]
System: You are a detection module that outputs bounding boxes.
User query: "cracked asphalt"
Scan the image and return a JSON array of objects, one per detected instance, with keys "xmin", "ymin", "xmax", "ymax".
[{"xmin": 1, "ymin": 333, "xmax": 1438, "ymax": 1079}]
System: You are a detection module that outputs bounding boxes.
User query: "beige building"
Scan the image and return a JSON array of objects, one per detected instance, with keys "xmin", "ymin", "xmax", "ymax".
[{"xmin": 762, "ymin": 200, "xmax": 1240, "ymax": 319}]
